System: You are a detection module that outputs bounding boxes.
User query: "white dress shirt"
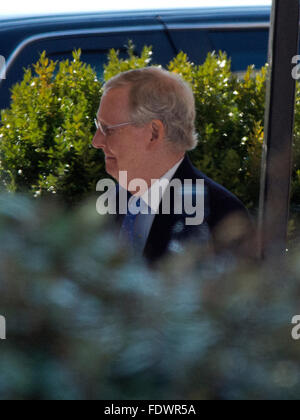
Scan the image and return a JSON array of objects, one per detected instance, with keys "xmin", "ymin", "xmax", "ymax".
[{"xmin": 130, "ymin": 158, "xmax": 184, "ymax": 253}]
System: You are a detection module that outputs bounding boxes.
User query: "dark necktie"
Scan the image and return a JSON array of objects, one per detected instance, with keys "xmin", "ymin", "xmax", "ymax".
[{"xmin": 120, "ymin": 198, "xmax": 141, "ymax": 251}]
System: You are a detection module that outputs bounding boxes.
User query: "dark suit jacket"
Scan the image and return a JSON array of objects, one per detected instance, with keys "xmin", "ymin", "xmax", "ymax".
[{"xmin": 115, "ymin": 153, "xmax": 256, "ymax": 265}]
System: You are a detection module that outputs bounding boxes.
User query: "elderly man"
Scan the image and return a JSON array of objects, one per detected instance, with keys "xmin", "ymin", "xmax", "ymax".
[{"xmin": 92, "ymin": 67, "xmax": 254, "ymax": 264}]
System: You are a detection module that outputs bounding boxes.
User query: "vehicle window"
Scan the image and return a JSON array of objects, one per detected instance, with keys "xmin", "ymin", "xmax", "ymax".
[
  {"xmin": 0, "ymin": 29, "xmax": 173, "ymax": 109},
  {"xmin": 169, "ymin": 28, "xmax": 269, "ymax": 71},
  {"xmin": 208, "ymin": 29, "xmax": 269, "ymax": 71}
]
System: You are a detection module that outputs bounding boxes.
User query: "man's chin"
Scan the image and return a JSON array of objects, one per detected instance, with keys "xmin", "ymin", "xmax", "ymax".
[{"xmin": 105, "ymin": 157, "xmax": 118, "ymax": 177}]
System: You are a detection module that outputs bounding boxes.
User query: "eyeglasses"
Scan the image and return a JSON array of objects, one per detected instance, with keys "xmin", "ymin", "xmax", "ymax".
[{"xmin": 94, "ymin": 118, "xmax": 134, "ymax": 137}]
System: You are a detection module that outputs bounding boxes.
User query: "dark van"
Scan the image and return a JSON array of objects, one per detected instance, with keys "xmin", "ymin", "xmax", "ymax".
[{"xmin": 0, "ymin": 6, "xmax": 271, "ymax": 110}]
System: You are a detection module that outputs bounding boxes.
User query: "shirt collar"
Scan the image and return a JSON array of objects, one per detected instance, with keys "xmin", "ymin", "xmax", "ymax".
[{"xmin": 139, "ymin": 157, "xmax": 184, "ymax": 214}]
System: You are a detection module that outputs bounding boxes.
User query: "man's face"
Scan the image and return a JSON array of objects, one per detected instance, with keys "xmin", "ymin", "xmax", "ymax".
[{"xmin": 92, "ymin": 86, "xmax": 151, "ymax": 186}]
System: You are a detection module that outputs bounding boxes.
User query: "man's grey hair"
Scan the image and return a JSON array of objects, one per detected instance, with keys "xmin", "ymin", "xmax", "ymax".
[{"xmin": 102, "ymin": 67, "xmax": 198, "ymax": 152}]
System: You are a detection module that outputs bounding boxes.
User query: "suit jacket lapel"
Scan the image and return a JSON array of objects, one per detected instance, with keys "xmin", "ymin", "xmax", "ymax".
[{"xmin": 143, "ymin": 153, "xmax": 196, "ymax": 263}]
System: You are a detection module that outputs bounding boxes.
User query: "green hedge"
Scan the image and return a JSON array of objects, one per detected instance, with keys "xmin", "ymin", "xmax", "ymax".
[
  {"xmin": 1, "ymin": 42, "xmax": 299, "ymax": 214},
  {"xmin": 0, "ymin": 51, "xmax": 103, "ymax": 205},
  {"xmin": 0, "ymin": 44, "xmax": 266, "ymax": 210}
]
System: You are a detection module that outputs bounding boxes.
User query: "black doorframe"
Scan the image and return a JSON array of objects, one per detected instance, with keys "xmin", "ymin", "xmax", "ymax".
[{"xmin": 258, "ymin": 0, "xmax": 300, "ymax": 259}]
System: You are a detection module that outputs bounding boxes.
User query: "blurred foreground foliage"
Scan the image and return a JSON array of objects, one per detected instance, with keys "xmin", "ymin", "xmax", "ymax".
[{"xmin": 0, "ymin": 193, "xmax": 300, "ymax": 400}]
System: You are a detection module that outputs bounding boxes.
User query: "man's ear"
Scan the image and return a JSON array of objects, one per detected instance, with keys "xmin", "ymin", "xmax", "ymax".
[{"xmin": 151, "ymin": 120, "xmax": 164, "ymax": 142}]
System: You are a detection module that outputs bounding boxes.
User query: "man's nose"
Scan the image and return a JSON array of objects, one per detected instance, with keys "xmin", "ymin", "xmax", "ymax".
[{"xmin": 92, "ymin": 129, "xmax": 106, "ymax": 149}]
